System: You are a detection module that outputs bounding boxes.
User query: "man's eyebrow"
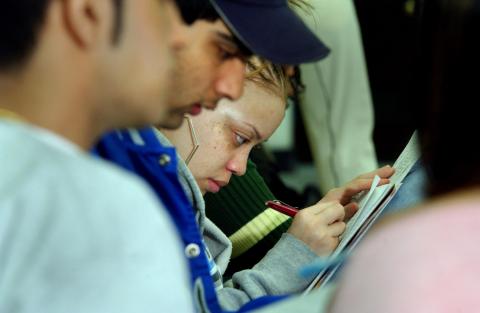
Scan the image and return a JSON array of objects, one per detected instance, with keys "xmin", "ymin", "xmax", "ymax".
[
  {"xmin": 213, "ymin": 31, "xmax": 252, "ymax": 57},
  {"xmin": 213, "ymin": 31, "xmax": 239, "ymax": 50}
]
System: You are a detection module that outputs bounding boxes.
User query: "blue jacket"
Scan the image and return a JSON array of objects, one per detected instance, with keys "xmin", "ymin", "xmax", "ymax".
[{"xmin": 95, "ymin": 128, "xmax": 284, "ymax": 313}]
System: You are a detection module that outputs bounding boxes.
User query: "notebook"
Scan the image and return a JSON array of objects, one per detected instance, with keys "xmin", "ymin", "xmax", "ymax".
[{"xmin": 304, "ymin": 131, "xmax": 420, "ymax": 292}]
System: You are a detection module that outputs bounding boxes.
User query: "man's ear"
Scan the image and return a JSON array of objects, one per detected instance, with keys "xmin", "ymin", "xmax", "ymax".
[{"xmin": 61, "ymin": 0, "xmax": 113, "ymax": 48}]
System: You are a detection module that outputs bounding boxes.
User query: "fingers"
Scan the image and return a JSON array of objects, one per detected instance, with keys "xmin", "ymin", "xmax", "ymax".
[
  {"xmin": 322, "ymin": 166, "xmax": 395, "ymax": 205},
  {"xmin": 343, "ymin": 178, "xmax": 379, "ymax": 196},
  {"xmin": 328, "ymin": 221, "xmax": 346, "ymax": 237},
  {"xmin": 322, "ymin": 175, "xmax": 392, "ymax": 206},
  {"xmin": 347, "ymin": 177, "xmax": 391, "ymax": 192},
  {"xmin": 304, "ymin": 201, "xmax": 345, "ymax": 224},
  {"xmin": 357, "ymin": 165, "xmax": 395, "ymax": 180},
  {"xmin": 321, "ymin": 179, "xmax": 375, "ymax": 205},
  {"xmin": 288, "ymin": 203, "xmax": 347, "ymax": 256},
  {"xmin": 344, "ymin": 202, "xmax": 359, "ymax": 220}
]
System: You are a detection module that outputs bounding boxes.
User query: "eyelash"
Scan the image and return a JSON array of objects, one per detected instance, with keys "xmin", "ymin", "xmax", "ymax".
[
  {"xmin": 234, "ymin": 133, "xmax": 249, "ymax": 146},
  {"xmin": 219, "ymin": 47, "xmax": 236, "ymax": 60}
]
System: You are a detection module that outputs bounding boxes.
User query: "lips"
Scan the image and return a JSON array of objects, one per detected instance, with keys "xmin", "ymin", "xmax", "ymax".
[
  {"xmin": 188, "ymin": 103, "xmax": 202, "ymax": 116},
  {"xmin": 206, "ymin": 179, "xmax": 228, "ymax": 193}
]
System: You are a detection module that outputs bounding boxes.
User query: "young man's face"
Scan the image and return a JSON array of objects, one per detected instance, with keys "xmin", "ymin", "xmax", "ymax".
[
  {"xmin": 158, "ymin": 19, "xmax": 248, "ymax": 129},
  {"xmin": 99, "ymin": 0, "xmax": 186, "ymax": 128}
]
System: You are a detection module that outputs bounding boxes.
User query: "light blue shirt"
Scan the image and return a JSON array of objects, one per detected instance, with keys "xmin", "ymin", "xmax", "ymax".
[{"xmin": 0, "ymin": 121, "xmax": 194, "ymax": 313}]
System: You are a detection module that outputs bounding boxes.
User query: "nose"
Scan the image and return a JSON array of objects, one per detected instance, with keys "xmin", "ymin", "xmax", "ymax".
[
  {"xmin": 225, "ymin": 150, "xmax": 249, "ymax": 176},
  {"xmin": 215, "ymin": 58, "xmax": 245, "ymax": 101}
]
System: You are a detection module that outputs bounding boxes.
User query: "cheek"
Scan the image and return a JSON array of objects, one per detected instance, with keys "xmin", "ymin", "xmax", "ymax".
[
  {"xmin": 212, "ymin": 121, "xmax": 238, "ymax": 152},
  {"xmin": 120, "ymin": 16, "xmax": 172, "ymax": 107},
  {"xmin": 188, "ymin": 122, "xmax": 230, "ymax": 177},
  {"xmin": 206, "ymin": 122, "xmax": 233, "ymax": 165},
  {"xmin": 184, "ymin": 63, "xmax": 215, "ymax": 100}
]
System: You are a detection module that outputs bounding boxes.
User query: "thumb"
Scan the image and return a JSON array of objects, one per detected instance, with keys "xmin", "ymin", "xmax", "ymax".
[{"xmin": 344, "ymin": 202, "xmax": 359, "ymax": 220}]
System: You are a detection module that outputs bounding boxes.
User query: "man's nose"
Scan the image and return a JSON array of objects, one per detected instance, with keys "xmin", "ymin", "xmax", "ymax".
[{"xmin": 215, "ymin": 59, "xmax": 246, "ymax": 101}]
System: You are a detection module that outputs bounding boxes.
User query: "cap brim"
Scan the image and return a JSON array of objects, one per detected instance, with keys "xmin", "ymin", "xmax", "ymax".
[{"xmin": 211, "ymin": 1, "xmax": 330, "ymax": 64}]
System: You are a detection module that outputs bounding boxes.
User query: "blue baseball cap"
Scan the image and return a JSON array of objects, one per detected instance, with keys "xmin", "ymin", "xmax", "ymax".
[{"xmin": 210, "ymin": 0, "xmax": 330, "ymax": 64}]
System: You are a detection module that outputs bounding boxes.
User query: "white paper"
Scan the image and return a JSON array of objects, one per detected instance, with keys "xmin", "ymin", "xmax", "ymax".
[
  {"xmin": 303, "ymin": 131, "xmax": 420, "ymax": 293},
  {"xmin": 390, "ymin": 131, "xmax": 420, "ymax": 185}
]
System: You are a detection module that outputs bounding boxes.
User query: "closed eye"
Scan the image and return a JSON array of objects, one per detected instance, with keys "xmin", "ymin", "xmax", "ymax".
[
  {"xmin": 234, "ymin": 133, "xmax": 248, "ymax": 146},
  {"xmin": 218, "ymin": 46, "xmax": 238, "ymax": 61},
  {"xmin": 214, "ymin": 32, "xmax": 241, "ymax": 61}
]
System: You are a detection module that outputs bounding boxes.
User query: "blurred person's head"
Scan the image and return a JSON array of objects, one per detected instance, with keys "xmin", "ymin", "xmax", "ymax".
[
  {"xmin": 160, "ymin": 0, "xmax": 251, "ymax": 129},
  {"xmin": 157, "ymin": 0, "xmax": 329, "ymax": 129},
  {"xmin": 416, "ymin": 0, "xmax": 480, "ymax": 195},
  {"xmin": 0, "ymin": 0, "xmax": 185, "ymax": 147},
  {"xmin": 162, "ymin": 57, "xmax": 289, "ymax": 194}
]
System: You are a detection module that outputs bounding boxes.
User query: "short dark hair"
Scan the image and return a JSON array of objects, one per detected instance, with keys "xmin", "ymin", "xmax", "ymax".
[
  {"xmin": 175, "ymin": 0, "xmax": 220, "ymax": 25},
  {"xmin": 174, "ymin": 0, "xmax": 251, "ymax": 57},
  {"xmin": 417, "ymin": 0, "xmax": 480, "ymax": 195},
  {"xmin": 0, "ymin": 0, "xmax": 123, "ymax": 71},
  {"xmin": 0, "ymin": 0, "xmax": 51, "ymax": 70}
]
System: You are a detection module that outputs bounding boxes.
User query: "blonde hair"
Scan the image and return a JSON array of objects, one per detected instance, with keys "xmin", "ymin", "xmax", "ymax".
[{"xmin": 245, "ymin": 57, "xmax": 290, "ymax": 101}]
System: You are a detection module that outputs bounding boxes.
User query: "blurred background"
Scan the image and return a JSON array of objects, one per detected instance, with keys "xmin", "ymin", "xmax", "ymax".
[{"xmin": 263, "ymin": 0, "xmax": 422, "ymax": 200}]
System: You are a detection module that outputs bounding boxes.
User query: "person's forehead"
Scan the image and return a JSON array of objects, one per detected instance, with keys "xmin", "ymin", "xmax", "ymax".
[
  {"xmin": 218, "ymin": 92, "xmax": 282, "ymax": 137},
  {"xmin": 188, "ymin": 19, "xmax": 232, "ymax": 47},
  {"xmin": 203, "ymin": 19, "xmax": 251, "ymax": 56},
  {"xmin": 205, "ymin": 19, "xmax": 234, "ymax": 41},
  {"xmin": 212, "ymin": 19, "xmax": 231, "ymax": 34}
]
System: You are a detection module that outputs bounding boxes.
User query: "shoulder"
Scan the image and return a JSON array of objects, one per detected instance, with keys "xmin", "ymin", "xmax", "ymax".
[
  {"xmin": 0, "ymin": 123, "xmax": 194, "ymax": 312},
  {"xmin": 352, "ymin": 197, "xmax": 480, "ymax": 264},
  {"xmin": 0, "ymin": 122, "xmax": 166, "ymax": 225},
  {"xmin": 331, "ymin": 196, "xmax": 480, "ymax": 313}
]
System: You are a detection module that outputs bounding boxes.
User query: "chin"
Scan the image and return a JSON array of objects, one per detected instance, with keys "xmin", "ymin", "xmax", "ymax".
[
  {"xmin": 157, "ymin": 113, "xmax": 184, "ymax": 130},
  {"xmin": 198, "ymin": 182, "xmax": 207, "ymax": 196}
]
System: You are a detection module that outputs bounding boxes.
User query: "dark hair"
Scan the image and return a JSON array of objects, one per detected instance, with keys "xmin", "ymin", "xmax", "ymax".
[
  {"xmin": 175, "ymin": 0, "xmax": 220, "ymax": 25},
  {"xmin": 0, "ymin": 0, "xmax": 123, "ymax": 71},
  {"xmin": 175, "ymin": 0, "xmax": 252, "ymax": 57},
  {"xmin": 417, "ymin": 0, "xmax": 480, "ymax": 195},
  {"xmin": 0, "ymin": 0, "xmax": 51, "ymax": 70}
]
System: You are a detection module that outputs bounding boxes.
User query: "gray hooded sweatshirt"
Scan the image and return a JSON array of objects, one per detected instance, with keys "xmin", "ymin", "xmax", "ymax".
[{"xmin": 155, "ymin": 129, "xmax": 317, "ymax": 311}]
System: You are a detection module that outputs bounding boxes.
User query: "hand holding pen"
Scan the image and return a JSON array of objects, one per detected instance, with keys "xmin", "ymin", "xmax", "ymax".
[
  {"xmin": 264, "ymin": 166, "xmax": 395, "ymax": 256},
  {"xmin": 266, "ymin": 199, "xmax": 346, "ymax": 256}
]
